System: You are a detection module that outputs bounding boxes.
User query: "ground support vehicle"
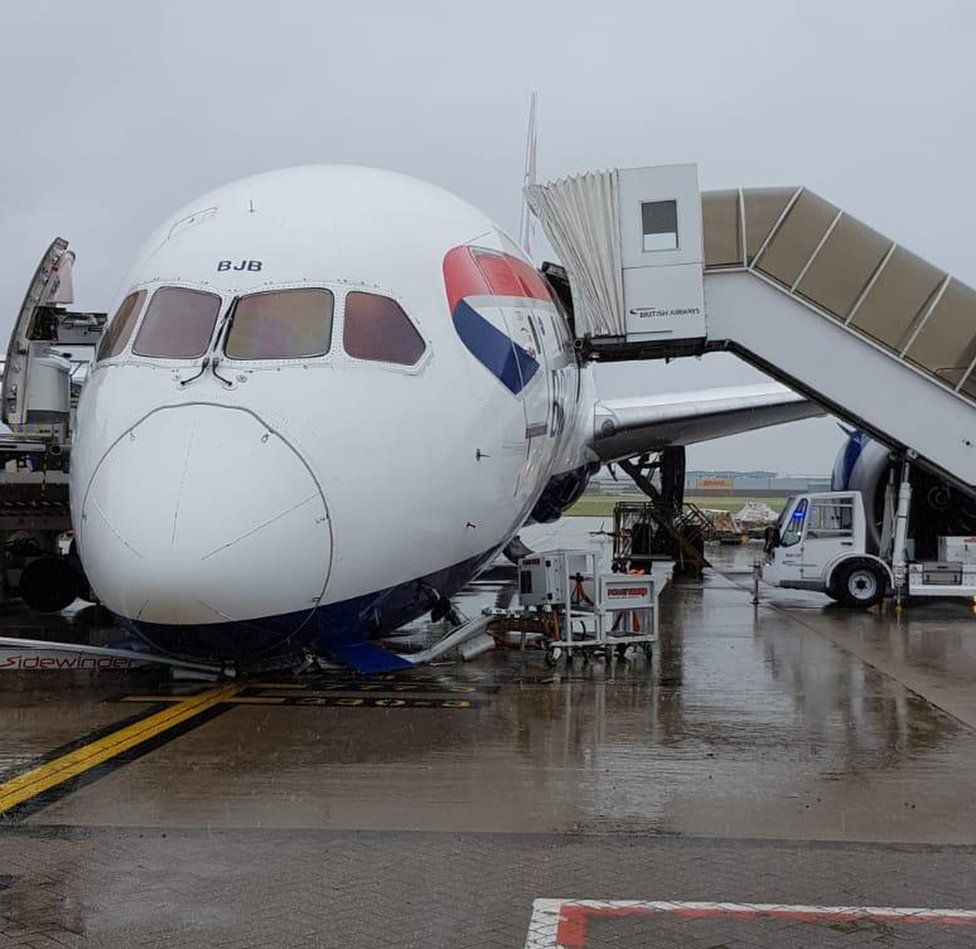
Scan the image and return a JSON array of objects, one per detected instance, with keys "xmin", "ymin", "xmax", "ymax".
[
  {"xmin": 761, "ymin": 462, "xmax": 976, "ymax": 607},
  {"xmin": 517, "ymin": 550, "xmax": 663, "ymax": 665}
]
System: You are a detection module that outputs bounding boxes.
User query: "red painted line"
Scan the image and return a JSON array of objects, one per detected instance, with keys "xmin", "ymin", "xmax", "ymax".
[
  {"xmin": 554, "ymin": 905, "xmax": 659, "ymax": 947},
  {"xmin": 545, "ymin": 901, "xmax": 976, "ymax": 948}
]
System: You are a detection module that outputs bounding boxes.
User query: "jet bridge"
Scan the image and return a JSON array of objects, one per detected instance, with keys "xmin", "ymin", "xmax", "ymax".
[{"xmin": 526, "ymin": 166, "xmax": 976, "ymax": 495}]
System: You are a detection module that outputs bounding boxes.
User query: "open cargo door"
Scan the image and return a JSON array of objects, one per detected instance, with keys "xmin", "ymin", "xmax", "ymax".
[{"xmin": 3, "ymin": 239, "xmax": 105, "ymax": 441}]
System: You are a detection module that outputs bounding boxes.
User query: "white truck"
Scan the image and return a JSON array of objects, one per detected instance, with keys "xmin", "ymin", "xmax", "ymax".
[{"xmin": 761, "ymin": 489, "xmax": 976, "ymax": 607}]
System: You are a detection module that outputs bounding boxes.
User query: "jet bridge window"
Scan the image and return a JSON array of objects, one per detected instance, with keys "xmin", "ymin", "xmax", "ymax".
[
  {"xmin": 641, "ymin": 200, "xmax": 679, "ymax": 252},
  {"xmin": 96, "ymin": 290, "xmax": 146, "ymax": 361},
  {"xmin": 343, "ymin": 292, "xmax": 425, "ymax": 366},
  {"xmin": 225, "ymin": 289, "xmax": 334, "ymax": 360},
  {"xmin": 133, "ymin": 287, "xmax": 222, "ymax": 359}
]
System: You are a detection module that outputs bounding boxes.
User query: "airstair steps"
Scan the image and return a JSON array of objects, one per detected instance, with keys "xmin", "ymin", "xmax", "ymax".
[{"xmin": 699, "ymin": 187, "xmax": 976, "ymax": 493}]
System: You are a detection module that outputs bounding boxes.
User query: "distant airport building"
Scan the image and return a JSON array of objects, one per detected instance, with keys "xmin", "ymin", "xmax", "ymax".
[
  {"xmin": 686, "ymin": 470, "xmax": 832, "ymax": 494},
  {"xmin": 588, "ymin": 469, "xmax": 830, "ymax": 497}
]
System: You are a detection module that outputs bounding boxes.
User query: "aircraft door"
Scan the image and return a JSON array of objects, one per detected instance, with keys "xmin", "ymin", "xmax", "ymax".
[
  {"xmin": 502, "ymin": 307, "xmax": 550, "ymax": 439},
  {"xmin": 538, "ymin": 306, "xmax": 574, "ymax": 443},
  {"xmin": 467, "ymin": 246, "xmax": 552, "ymax": 442},
  {"xmin": 4, "ymin": 238, "xmax": 73, "ymax": 429}
]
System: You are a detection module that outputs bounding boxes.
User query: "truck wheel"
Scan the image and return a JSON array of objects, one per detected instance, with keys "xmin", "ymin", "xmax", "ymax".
[{"xmin": 835, "ymin": 561, "xmax": 886, "ymax": 608}]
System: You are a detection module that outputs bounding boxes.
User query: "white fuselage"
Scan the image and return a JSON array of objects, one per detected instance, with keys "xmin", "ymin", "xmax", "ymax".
[{"xmin": 70, "ymin": 165, "xmax": 595, "ymax": 663}]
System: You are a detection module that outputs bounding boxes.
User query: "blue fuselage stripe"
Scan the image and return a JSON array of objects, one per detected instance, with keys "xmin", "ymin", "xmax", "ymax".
[{"xmin": 452, "ymin": 299, "xmax": 538, "ymax": 394}]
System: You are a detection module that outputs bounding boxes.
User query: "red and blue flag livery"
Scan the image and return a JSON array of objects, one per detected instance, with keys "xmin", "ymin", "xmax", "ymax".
[{"xmin": 443, "ymin": 245, "xmax": 554, "ymax": 395}]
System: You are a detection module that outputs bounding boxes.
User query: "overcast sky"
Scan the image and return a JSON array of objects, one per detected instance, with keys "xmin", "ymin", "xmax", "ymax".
[{"xmin": 3, "ymin": 0, "xmax": 973, "ymax": 473}]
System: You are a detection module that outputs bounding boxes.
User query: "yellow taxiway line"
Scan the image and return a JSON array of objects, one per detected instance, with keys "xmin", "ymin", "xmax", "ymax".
[{"xmin": 0, "ymin": 682, "xmax": 240, "ymax": 816}]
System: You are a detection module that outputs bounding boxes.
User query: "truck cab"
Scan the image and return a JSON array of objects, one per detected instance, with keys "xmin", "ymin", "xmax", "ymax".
[{"xmin": 762, "ymin": 491, "xmax": 892, "ymax": 607}]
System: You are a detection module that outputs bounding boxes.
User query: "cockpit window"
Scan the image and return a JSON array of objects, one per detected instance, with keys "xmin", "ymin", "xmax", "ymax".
[
  {"xmin": 343, "ymin": 292, "xmax": 425, "ymax": 366},
  {"xmin": 96, "ymin": 290, "xmax": 146, "ymax": 361},
  {"xmin": 132, "ymin": 287, "xmax": 222, "ymax": 359},
  {"xmin": 224, "ymin": 289, "xmax": 334, "ymax": 360}
]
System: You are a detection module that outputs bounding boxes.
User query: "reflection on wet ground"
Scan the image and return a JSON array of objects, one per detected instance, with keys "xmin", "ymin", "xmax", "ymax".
[
  {"xmin": 1, "ymin": 519, "xmax": 973, "ymax": 844},
  {"xmin": 3, "ymin": 517, "xmax": 976, "ymax": 946}
]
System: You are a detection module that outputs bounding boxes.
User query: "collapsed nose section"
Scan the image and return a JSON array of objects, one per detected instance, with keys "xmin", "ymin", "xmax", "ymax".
[{"xmin": 79, "ymin": 404, "xmax": 331, "ymax": 636}]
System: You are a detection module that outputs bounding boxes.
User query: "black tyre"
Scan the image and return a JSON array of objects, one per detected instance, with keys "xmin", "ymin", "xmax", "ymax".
[
  {"xmin": 19, "ymin": 556, "xmax": 80, "ymax": 613},
  {"xmin": 834, "ymin": 560, "xmax": 887, "ymax": 609}
]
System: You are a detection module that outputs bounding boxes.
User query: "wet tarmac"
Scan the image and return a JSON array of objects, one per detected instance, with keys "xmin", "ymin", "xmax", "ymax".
[{"xmin": 2, "ymin": 516, "xmax": 976, "ymax": 947}]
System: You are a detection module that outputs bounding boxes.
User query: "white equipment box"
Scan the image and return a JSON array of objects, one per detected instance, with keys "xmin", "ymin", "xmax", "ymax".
[
  {"xmin": 518, "ymin": 550, "xmax": 592, "ymax": 607},
  {"xmin": 907, "ymin": 559, "xmax": 976, "ymax": 598},
  {"xmin": 517, "ymin": 549, "xmax": 664, "ymax": 666},
  {"xmin": 938, "ymin": 536, "xmax": 976, "ymax": 564}
]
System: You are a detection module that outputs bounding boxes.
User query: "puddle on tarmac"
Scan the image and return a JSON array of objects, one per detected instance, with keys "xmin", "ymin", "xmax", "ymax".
[{"xmin": 4, "ymin": 517, "xmax": 976, "ymax": 843}]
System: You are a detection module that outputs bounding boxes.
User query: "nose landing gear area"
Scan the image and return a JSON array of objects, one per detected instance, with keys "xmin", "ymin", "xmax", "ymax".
[{"xmin": 2, "ymin": 542, "xmax": 976, "ymax": 946}]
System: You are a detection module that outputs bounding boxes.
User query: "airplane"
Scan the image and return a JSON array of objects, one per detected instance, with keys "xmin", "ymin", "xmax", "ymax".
[{"xmin": 58, "ymin": 164, "xmax": 821, "ymax": 673}]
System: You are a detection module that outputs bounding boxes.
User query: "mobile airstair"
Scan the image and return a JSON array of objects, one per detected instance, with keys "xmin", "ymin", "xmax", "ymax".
[{"xmin": 527, "ymin": 166, "xmax": 976, "ymax": 497}]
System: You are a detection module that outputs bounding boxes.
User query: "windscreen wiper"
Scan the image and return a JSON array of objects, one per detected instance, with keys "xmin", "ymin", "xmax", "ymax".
[
  {"xmin": 178, "ymin": 355, "xmax": 211, "ymax": 388},
  {"xmin": 178, "ymin": 299, "xmax": 236, "ymax": 389}
]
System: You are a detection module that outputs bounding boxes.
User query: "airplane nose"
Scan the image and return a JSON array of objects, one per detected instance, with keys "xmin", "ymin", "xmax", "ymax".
[{"xmin": 78, "ymin": 404, "xmax": 331, "ymax": 640}]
